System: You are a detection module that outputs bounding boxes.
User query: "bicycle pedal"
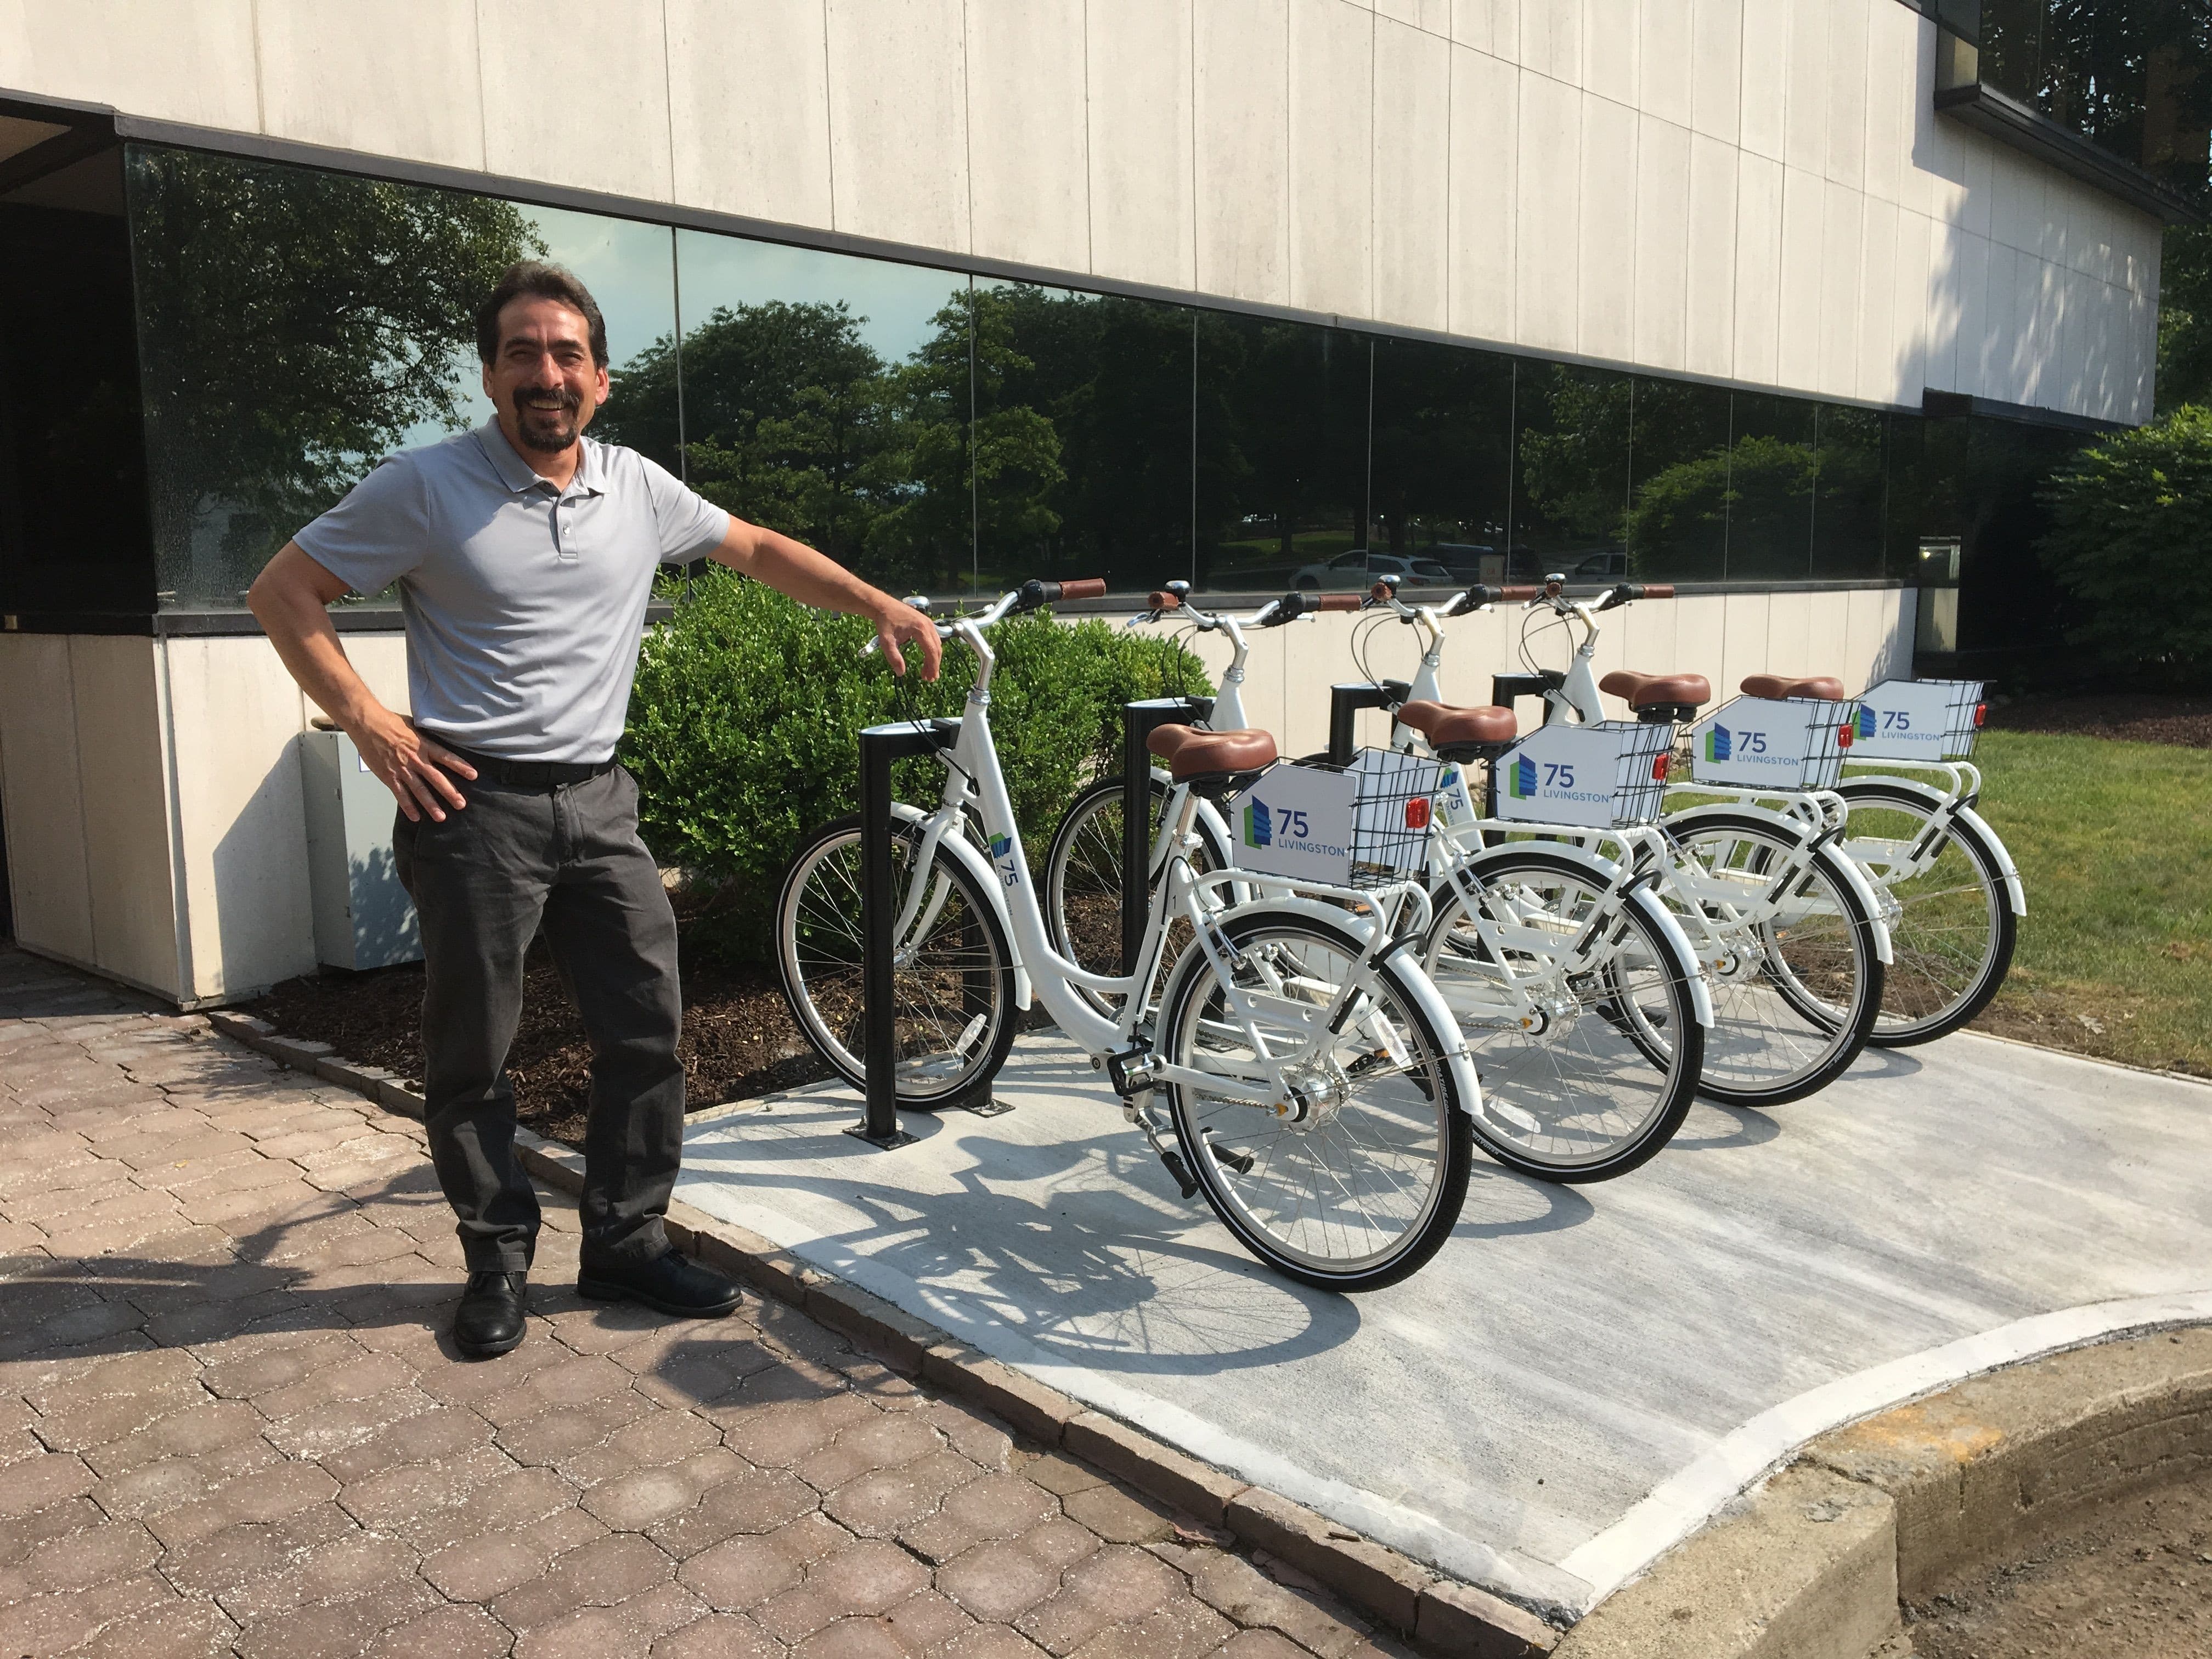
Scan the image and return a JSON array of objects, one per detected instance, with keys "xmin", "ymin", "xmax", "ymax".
[{"xmin": 1102, "ymin": 1045, "xmax": 1161, "ymax": 1097}]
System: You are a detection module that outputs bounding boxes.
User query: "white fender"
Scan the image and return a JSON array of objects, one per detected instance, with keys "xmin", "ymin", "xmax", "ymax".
[
  {"xmin": 1833, "ymin": 775, "xmax": 2026, "ymax": 919},
  {"xmin": 888, "ymin": 802, "xmax": 1033, "ymax": 1009},
  {"xmin": 1172, "ymin": 894, "xmax": 1486, "ymax": 1130},
  {"xmin": 1664, "ymin": 800, "xmax": 1895, "ymax": 967},
  {"xmin": 1449, "ymin": 839, "xmax": 1715, "ymax": 1029}
]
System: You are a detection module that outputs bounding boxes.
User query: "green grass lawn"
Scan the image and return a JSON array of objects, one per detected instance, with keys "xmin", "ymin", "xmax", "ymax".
[{"xmin": 1959, "ymin": 729, "xmax": 2211, "ymax": 1077}]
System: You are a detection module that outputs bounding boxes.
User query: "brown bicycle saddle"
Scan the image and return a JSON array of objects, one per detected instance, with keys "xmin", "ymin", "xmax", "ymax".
[
  {"xmin": 1395, "ymin": 701, "xmax": 1517, "ymax": 747},
  {"xmin": 1599, "ymin": 670, "xmax": 1713, "ymax": 709},
  {"xmin": 1740, "ymin": 674, "xmax": 1847, "ymax": 701},
  {"xmin": 1146, "ymin": 723, "xmax": 1279, "ymax": 780}
]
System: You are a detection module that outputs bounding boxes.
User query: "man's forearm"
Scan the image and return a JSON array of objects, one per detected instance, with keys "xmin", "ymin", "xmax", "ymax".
[
  {"xmin": 249, "ymin": 578, "xmax": 385, "ymax": 729},
  {"xmin": 716, "ymin": 523, "xmax": 905, "ymax": 618}
]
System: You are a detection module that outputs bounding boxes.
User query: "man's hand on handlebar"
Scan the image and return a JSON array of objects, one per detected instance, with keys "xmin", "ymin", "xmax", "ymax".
[{"xmin": 871, "ymin": 595, "xmax": 943, "ymax": 679}]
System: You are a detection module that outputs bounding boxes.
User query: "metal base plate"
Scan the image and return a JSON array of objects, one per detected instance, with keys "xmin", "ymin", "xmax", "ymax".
[
  {"xmin": 963, "ymin": 1098, "xmax": 1015, "ymax": 1118},
  {"xmin": 843, "ymin": 1122, "xmax": 919, "ymax": 1150}
]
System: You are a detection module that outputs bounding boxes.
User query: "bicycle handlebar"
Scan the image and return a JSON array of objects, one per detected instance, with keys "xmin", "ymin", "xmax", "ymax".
[{"xmin": 860, "ymin": 575, "xmax": 1107, "ymax": 656}]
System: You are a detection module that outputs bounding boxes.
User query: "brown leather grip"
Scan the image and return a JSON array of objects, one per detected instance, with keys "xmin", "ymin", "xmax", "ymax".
[
  {"xmin": 1642, "ymin": 583, "xmax": 1676, "ymax": 599},
  {"xmin": 1369, "ymin": 580, "xmax": 1394, "ymax": 602},
  {"xmin": 1057, "ymin": 578, "xmax": 1107, "ymax": 600},
  {"xmin": 1315, "ymin": 592, "xmax": 1363, "ymax": 611},
  {"xmin": 1499, "ymin": 585, "xmax": 1542, "ymax": 601},
  {"xmin": 1148, "ymin": 590, "xmax": 1182, "ymax": 611}
]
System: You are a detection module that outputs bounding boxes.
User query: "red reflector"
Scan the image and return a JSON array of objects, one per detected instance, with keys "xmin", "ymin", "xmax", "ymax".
[
  {"xmin": 1837, "ymin": 722, "xmax": 1854, "ymax": 748},
  {"xmin": 1405, "ymin": 797, "xmax": 1431, "ymax": 830},
  {"xmin": 1652, "ymin": 753, "xmax": 1670, "ymax": 781},
  {"xmin": 1974, "ymin": 703, "xmax": 1987, "ymax": 727}
]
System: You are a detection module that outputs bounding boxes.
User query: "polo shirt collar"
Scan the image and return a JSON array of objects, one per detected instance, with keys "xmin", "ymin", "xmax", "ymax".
[{"xmin": 473, "ymin": 420, "xmax": 607, "ymax": 499}]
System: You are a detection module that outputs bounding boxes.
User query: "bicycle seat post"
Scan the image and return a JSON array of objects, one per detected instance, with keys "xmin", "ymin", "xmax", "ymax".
[{"xmin": 1122, "ymin": 697, "xmax": 1211, "ymax": 973}]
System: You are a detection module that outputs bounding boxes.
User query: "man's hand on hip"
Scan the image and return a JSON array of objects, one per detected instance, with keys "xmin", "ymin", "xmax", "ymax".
[
  {"xmin": 873, "ymin": 598, "xmax": 942, "ymax": 681},
  {"xmin": 351, "ymin": 706, "xmax": 478, "ymax": 822}
]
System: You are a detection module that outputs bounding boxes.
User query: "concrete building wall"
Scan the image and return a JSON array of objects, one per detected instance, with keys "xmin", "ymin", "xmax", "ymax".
[{"xmin": 0, "ymin": 0, "xmax": 2162, "ymax": 423}]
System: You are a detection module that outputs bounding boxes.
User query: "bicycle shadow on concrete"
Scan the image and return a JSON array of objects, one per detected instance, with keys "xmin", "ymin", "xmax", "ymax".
[{"xmin": 679, "ymin": 1093, "xmax": 1368, "ymax": 1378}]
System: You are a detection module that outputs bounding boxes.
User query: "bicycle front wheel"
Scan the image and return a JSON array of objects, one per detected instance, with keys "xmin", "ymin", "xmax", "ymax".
[
  {"xmin": 1421, "ymin": 850, "xmax": 1704, "ymax": 1182},
  {"xmin": 775, "ymin": 814, "xmax": 1017, "ymax": 1109},
  {"xmin": 1663, "ymin": 813, "xmax": 1883, "ymax": 1107},
  {"xmin": 1157, "ymin": 910, "xmax": 1472, "ymax": 1291}
]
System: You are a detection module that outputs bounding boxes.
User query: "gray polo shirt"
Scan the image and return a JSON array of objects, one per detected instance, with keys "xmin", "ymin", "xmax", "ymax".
[{"xmin": 296, "ymin": 422, "xmax": 728, "ymax": 763}]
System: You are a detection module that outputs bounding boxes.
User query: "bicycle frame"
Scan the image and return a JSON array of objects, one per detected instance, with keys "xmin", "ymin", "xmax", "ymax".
[
  {"xmin": 1835, "ymin": 754, "xmax": 2027, "ymax": 917},
  {"xmin": 883, "ymin": 597, "xmax": 1480, "ymax": 1119}
]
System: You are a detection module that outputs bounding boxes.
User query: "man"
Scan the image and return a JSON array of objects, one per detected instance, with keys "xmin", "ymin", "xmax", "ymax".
[{"xmin": 250, "ymin": 261, "xmax": 939, "ymax": 1359}]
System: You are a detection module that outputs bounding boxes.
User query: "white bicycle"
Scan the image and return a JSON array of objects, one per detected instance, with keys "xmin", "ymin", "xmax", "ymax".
[
  {"xmin": 774, "ymin": 578, "xmax": 1480, "ymax": 1290},
  {"xmin": 1046, "ymin": 584, "xmax": 1713, "ymax": 1183},
  {"xmin": 1355, "ymin": 577, "xmax": 1893, "ymax": 1110}
]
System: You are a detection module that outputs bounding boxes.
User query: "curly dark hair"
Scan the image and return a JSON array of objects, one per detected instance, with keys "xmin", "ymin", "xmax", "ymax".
[{"xmin": 474, "ymin": 260, "xmax": 608, "ymax": 367}]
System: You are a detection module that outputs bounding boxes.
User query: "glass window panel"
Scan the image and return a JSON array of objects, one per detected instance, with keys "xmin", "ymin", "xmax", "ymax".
[
  {"xmin": 1510, "ymin": 362, "xmax": 1631, "ymax": 583},
  {"xmin": 1196, "ymin": 314, "xmax": 1368, "ymax": 591},
  {"xmin": 1954, "ymin": 415, "xmax": 2087, "ymax": 663},
  {"xmin": 1721, "ymin": 391, "xmax": 1818, "ymax": 580},
  {"xmin": 969, "ymin": 281, "xmax": 1193, "ymax": 594},
  {"xmin": 127, "ymin": 145, "xmax": 670, "ymax": 610},
  {"xmin": 1810, "ymin": 404, "xmax": 1888, "ymax": 579},
  {"xmin": 1, "ymin": 147, "xmax": 154, "ymax": 616},
  {"xmin": 654, "ymin": 231, "xmax": 972, "ymax": 595},
  {"xmin": 1623, "ymin": 376, "xmax": 1733, "ymax": 582},
  {"xmin": 1368, "ymin": 337, "xmax": 1514, "ymax": 588}
]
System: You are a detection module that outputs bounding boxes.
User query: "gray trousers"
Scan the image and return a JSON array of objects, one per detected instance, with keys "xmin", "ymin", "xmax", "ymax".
[{"xmin": 392, "ymin": 763, "xmax": 684, "ymax": 1274}]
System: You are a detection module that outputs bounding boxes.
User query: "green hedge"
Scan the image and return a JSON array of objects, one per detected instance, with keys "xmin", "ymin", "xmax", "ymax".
[
  {"xmin": 619, "ymin": 571, "xmax": 1210, "ymax": 959},
  {"xmin": 2039, "ymin": 405, "xmax": 2212, "ymax": 689}
]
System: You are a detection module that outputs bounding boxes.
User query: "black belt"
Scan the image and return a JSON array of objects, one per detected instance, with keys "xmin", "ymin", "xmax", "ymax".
[{"xmin": 421, "ymin": 733, "xmax": 617, "ymax": 788}]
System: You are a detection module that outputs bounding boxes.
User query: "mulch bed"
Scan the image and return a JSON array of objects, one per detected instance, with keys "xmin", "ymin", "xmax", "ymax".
[
  {"xmin": 1986, "ymin": 693, "xmax": 2212, "ymax": 748},
  {"xmin": 245, "ymin": 899, "xmax": 831, "ymax": 1147}
]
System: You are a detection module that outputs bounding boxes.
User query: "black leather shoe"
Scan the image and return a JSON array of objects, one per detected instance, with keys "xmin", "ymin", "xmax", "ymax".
[
  {"xmin": 453, "ymin": 1269, "xmax": 528, "ymax": 1359},
  {"xmin": 578, "ymin": 1250, "xmax": 742, "ymax": 1318}
]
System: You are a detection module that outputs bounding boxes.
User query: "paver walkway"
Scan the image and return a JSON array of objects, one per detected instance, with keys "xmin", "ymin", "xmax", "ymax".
[{"xmin": 0, "ymin": 947, "xmax": 1402, "ymax": 1659}]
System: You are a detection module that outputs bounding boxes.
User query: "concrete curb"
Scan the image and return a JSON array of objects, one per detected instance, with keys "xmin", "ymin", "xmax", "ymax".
[
  {"xmin": 1553, "ymin": 1325, "xmax": 2212, "ymax": 1658},
  {"xmin": 205, "ymin": 1009, "xmax": 1558, "ymax": 1657}
]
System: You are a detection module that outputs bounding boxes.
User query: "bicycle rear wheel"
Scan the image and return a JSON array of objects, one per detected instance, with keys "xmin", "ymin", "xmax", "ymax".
[
  {"xmin": 1835, "ymin": 780, "xmax": 2017, "ymax": 1046},
  {"xmin": 776, "ymin": 813, "xmax": 1017, "ymax": 1109},
  {"xmin": 1663, "ymin": 814, "xmax": 1883, "ymax": 1107},
  {"xmin": 1157, "ymin": 910, "xmax": 1472, "ymax": 1291},
  {"xmin": 1421, "ymin": 850, "xmax": 1704, "ymax": 1182}
]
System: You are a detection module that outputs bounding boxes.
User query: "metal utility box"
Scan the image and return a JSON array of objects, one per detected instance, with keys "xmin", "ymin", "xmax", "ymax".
[{"xmin": 300, "ymin": 726, "xmax": 421, "ymax": 970}]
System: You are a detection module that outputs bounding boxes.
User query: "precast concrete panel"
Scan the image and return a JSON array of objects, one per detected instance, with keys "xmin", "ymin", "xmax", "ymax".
[
  {"xmin": 1782, "ymin": 0, "xmax": 1828, "ymax": 178},
  {"xmin": 478, "ymin": 0, "xmax": 674, "ymax": 204},
  {"xmin": 1583, "ymin": 0, "xmax": 1637, "ymax": 108},
  {"xmin": 1731, "ymin": 149, "xmax": 1783, "ymax": 385},
  {"xmin": 1287, "ymin": 0, "xmax": 1374, "ymax": 318},
  {"xmin": 0, "ymin": 635, "xmax": 97, "ymax": 968},
  {"xmin": 1577, "ymin": 91, "xmax": 1639, "ymax": 364},
  {"xmin": 824, "ymin": 0, "xmax": 969, "ymax": 252},
  {"xmin": 1084, "ymin": 0, "xmax": 1195, "ymax": 292},
  {"xmin": 1514, "ymin": 68, "xmax": 1581, "ymax": 352},
  {"xmin": 1690, "ymin": 0, "xmax": 1743, "ymax": 146},
  {"xmin": 966, "ymin": 0, "xmax": 1090, "ymax": 272},
  {"xmin": 257, "ymin": 0, "xmax": 487, "ymax": 172},
  {"xmin": 1822, "ymin": 0, "xmax": 1870, "ymax": 193},
  {"xmin": 1637, "ymin": 0, "xmax": 1692, "ymax": 132},
  {"xmin": 1855, "ymin": 194, "xmax": 1900, "ymax": 404},
  {"xmin": 1632, "ymin": 112, "xmax": 1691, "ymax": 373},
  {"xmin": 1818, "ymin": 176, "xmax": 1866, "ymax": 396},
  {"xmin": 1449, "ymin": 0, "xmax": 1516, "ymax": 58},
  {"xmin": 665, "ymin": 0, "xmax": 835, "ymax": 227},
  {"xmin": 1193, "ymin": 0, "xmax": 1290, "ymax": 306},
  {"xmin": 0, "ymin": 0, "xmax": 259, "ymax": 133},
  {"xmin": 1683, "ymin": 130, "xmax": 1737, "ymax": 379},
  {"xmin": 1776, "ymin": 163, "xmax": 1825, "ymax": 390},
  {"xmin": 69, "ymin": 636, "xmax": 180, "ymax": 1000},
  {"xmin": 1520, "ymin": 0, "xmax": 1581, "ymax": 87},
  {"xmin": 1372, "ymin": 14, "xmax": 1451, "ymax": 332},
  {"xmin": 1446, "ymin": 42, "xmax": 1517, "ymax": 342}
]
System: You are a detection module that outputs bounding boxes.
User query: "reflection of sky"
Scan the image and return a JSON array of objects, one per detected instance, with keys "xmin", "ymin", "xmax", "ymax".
[
  {"xmin": 677, "ymin": 230, "xmax": 969, "ymax": 363},
  {"xmin": 399, "ymin": 208, "xmax": 972, "ymax": 455}
]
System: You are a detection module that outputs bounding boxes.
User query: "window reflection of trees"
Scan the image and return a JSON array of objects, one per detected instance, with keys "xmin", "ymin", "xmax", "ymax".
[{"xmin": 127, "ymin": 147, "xmax": 539, "ymax": 607}]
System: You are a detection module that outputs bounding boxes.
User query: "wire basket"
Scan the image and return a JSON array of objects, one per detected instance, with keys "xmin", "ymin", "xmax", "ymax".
[
  {"xmin": 1345, "ymin": 748, "xmax": 1447, "ymax": 888},
  {"xmin": 1491, "ymin": 720, "xmax": 1676, "ymax": 829},
  {"xmin": 1849, "ymin": 678, "xmax": 1987, "ymax": 760},
  {"xmin": 1684, "ymin": 696, "xmax": 1860, "ymax": 791}
]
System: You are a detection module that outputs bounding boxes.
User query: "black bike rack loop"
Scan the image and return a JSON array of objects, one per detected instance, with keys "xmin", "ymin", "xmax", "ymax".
[
  {"xmin": 1119, "ymin": 697, "xmax": 1212, "ymax": 975},
  {"xmin": 1327, "ymin": 682, "xmax": 1407, "ymax": 767},
  {"xmin": 851, "ymin": 718, "xmax": 960, "ymax": 1149}
]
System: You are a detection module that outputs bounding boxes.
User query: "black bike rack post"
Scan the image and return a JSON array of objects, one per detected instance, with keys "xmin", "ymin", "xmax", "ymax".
[
  {"xmin": 851, "ymin": 719, "xmax": 960, "ymax": 1150},
  {"xmin": 1120, "ymin": 697, "xmax": 1211, "ymax": 975},
  {"xmin": 1327, "ymin": 682, "xmax": 1407, "ymax": 766}
]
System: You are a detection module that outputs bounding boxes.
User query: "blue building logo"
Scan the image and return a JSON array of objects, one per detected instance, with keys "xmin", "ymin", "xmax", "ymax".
[{"xmin": 1243, "ymin": 799, "xmax": 1273, "ymax": 848}]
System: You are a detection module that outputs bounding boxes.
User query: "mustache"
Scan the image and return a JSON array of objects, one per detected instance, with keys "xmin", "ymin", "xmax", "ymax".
[{"xmin": 514, "ymin": 386, "xmax": 581, "ymax": 413}]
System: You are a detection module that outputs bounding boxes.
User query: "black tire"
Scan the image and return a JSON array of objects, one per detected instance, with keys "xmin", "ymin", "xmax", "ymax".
[
  {"xmin": 775, "ymin": 814, "xmax": 1017, "ymax": 1110},
  {"xmin": 1832, "ymin": 780, "xmax": 2018, "ymax": 1046},
  {"xmin": 1663, "ymin": 811, "xmax": 1884, "ymax": 1108},
  {"xmin": 1042, "ymin": 775, "xmax": 1228, "ymax": 1018},
  {"xmin": 1156, "ymin": 909, "xmax": 1473, "ymax": 1291},
  {"xmin": 1422, "ymin": 849, "xmax": 1705, "ymax": 1182}
]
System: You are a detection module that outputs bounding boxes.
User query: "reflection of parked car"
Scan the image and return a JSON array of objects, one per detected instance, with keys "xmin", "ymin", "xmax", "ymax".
[
  {"xmin": 1423, "ymin": 543, "xmax": 1503, "ymax": 583},
  {"xmin": 1292, "ymin": 549, "xmax": 1456, "ymax": 590},
  {"xmin": 1572, "ymin": 551, "xmax": 1627, "ymax": 579}
]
